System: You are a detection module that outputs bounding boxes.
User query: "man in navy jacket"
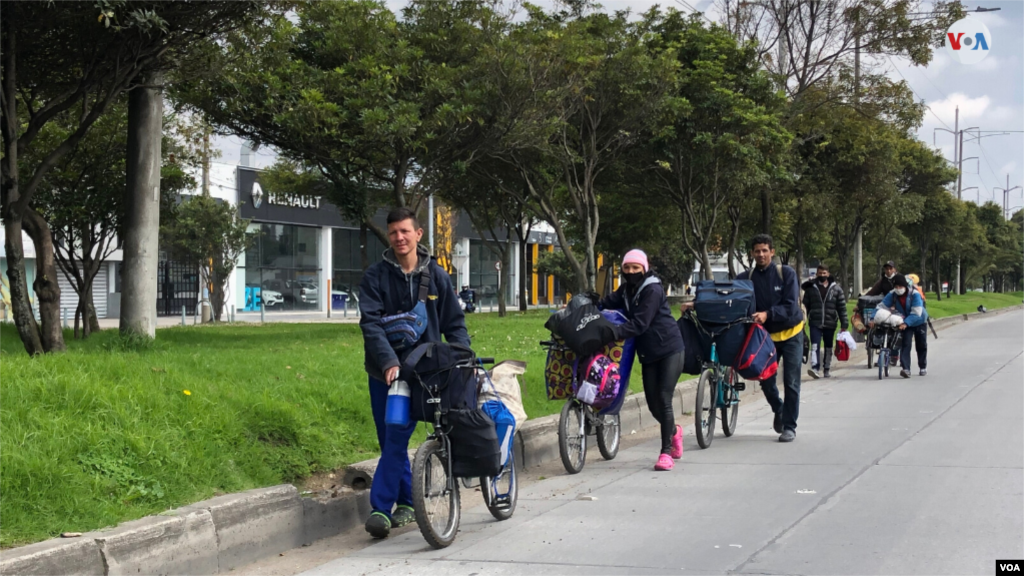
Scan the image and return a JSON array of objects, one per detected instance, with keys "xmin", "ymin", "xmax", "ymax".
[
  {"xmin": 736, "ymin": 234, "xmax": 805, "ymax": 443},
  {"xmin": 359, "ymin": 207, "xmax": 469, "ymax": 539}
]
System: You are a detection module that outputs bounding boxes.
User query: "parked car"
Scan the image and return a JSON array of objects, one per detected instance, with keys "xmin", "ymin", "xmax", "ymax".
[
  {"xmin": 263, "ymin": 279, "xmax": 317, "ymax": 306},
  {"xmin": 247, "ymin": 284, "xmax": 283, "ymax": 308}
]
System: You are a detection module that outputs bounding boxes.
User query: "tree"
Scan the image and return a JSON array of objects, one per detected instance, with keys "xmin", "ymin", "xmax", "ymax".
[
  {"xmin": 2, "ymin": 1, "xmax": 261, "ymax": 355},
  {"xmin": 458, "ymin": 7, "xmax": 681, "ymax": 291},
  {"xmin": 174, "ymin": 0, "xmax": 494, "ymax": 243},
  {"xmin": 29, "ymin": 102, "xmax": 195, "ymax": 338},
  {"xmin": 161, "ymin": 195, "xmax": 255, "ymax": 321},
  {"xmin": 643, "ymin": 12, "xmax": 790, "ymax": 281},
  {"xmin": 717, "ymin": 0, "xmax": 964, "ymax": 232}
]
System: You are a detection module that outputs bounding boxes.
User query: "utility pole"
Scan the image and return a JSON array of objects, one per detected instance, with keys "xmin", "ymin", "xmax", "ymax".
[
  {"xmin": 996, "ymin": 175, "xmax": 1022, "ymax": 220},
  {"xmin": 201, "ymin": 124, "xmax": 211, "ymax": 197},
  {"xmin": 853, "ymin": 11, "xmax": 863, "ymax": 296}
]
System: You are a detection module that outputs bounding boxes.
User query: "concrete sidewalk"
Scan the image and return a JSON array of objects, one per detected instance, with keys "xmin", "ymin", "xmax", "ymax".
[{"xmin": 290, "ymin": 309, "xmax": 1024, "ymax": 576}]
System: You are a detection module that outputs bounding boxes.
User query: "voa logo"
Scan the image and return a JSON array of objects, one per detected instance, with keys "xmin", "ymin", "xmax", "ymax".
[{"xmin": 945, "ymin": 18, "xmax": 992, "ymax": 65}]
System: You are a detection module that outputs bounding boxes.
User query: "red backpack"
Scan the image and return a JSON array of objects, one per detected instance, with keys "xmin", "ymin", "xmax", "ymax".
[{"xmin": 733, "ymin": 324, "xmax": 778, "ymax": 381}]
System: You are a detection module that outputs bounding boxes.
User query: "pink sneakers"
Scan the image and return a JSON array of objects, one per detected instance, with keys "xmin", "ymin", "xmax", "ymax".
[
  {"xmin": 655, "ymin": 453, "xmax": 674, "ymax": 471},
  {"xmin": 670, "ymin": 425, "xmax": 684, "ymax": 459}
]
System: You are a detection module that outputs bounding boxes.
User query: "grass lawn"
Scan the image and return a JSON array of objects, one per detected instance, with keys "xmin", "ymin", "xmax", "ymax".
[{"xmin": 0, "ymin": 308, "xmax": 644, "ymax": 547}]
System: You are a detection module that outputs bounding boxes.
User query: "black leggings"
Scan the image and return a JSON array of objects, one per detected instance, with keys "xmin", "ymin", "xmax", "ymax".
[{"xmin": 640, "ymin": 350, "xmax": 685, "ymax": 454}]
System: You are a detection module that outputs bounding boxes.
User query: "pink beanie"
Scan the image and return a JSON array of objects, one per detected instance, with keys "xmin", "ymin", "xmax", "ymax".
[{"xmin": 622, "ymin": 249, "xmax": 649, "ymax": 272}]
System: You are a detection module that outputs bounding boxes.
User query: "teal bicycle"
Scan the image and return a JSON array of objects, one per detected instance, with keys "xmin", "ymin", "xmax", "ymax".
[{"xmin": 687, "ymin": 311, "xmax": 749, "ymax": 449}]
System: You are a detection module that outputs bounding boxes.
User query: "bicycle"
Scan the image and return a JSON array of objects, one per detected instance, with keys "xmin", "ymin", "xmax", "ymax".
[
  {"xmin": 410, "ymin": 355, "xmax": 518, "ymax": 549},
  {"xmin": 687, "ymin": 311, "xmax": 748, "ymax": 449},
  {"xmin": 869, "ymin": 323, "xmax": 903, "ymax": 380},
  {"xmin": 540, "ymin": 340, "xmax": 621, "ymax": 475}
]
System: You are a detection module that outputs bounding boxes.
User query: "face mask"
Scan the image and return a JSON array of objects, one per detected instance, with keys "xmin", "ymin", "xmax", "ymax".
[
  {"xmin": 895, "ymin": 287, "xmax": 907, "ymax": 296},
  {"xmin": 623, "ymin": 271, "xmax": 645, "ymax": 287},
  {"xmin": 817, "ymin": 276, "xmax": 829, "ymax": 284},
  {"xmin": 886, "ymin": 271, "xmax": 895, "ymax": 279}
]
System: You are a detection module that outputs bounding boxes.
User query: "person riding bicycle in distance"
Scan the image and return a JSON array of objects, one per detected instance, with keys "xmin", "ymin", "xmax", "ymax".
[
  {"xmin": 358, "ymin": 207, "xmax": 469, "ymax": 539},
  {"xmin": 870, "ymin": 274, "xmax": 926, "ymax": 380},
  {"xmin": 735, "ymin": 234, "xmax": 805, "ymax": 443}
]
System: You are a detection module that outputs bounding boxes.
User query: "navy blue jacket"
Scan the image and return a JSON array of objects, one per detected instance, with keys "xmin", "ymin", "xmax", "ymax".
[
  {"xmin": 736, "ymin": 264, "xmax": 804, "ymax": 335},
  {"xmin": 359, "ymin": 245, "xmax": 470, "ymax": 380},
  {"xmin": 599, "ymin": 274, "xmax": 684, "ymax": 365}
]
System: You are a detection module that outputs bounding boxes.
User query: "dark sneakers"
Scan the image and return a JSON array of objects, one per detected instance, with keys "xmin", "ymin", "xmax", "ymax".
[
  {"xmin": 365, "ymin": 511, "xmax": 391, "ymax": 539},
  {"xmin": 779, "ymin": 429, "xmax": 796, "ymax": 443},
  {"xmin": 773, "ymin": 411, "xmax": 783, "ymax": 434},
  {"xmin": 391, "ymin": 505, "xmax": 415, "ymax": 528},
  {"xmin": 900, "ymin": 369, "xmax": 911, "ymax": 379}
]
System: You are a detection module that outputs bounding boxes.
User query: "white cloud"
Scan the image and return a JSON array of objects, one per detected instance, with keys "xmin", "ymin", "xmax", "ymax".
[
  {"xmin": 972, "ymin": 55, "xmax": 1000, "ymax": 71},
  {"xmin": 998, "ymin": 162, "xmax": 1018, "ymax": 177},
  {"xmin": 928, "ymin": 93, "xmax": 993, "ymax": 124}
]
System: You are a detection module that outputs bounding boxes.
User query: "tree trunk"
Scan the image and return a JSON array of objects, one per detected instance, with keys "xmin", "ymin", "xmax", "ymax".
[
  {"xmin": 760, "ymin": 188, "xmax": 772, "ymax": 234},
  {"xmin": 120, "ymin": 70, "xmax": 164, "ymax": 339},
  {"xmin": 932, "ymin": 249, "xmax": 941, "ymax": 301},
  {"xmin": 497, "ymin": 245, "xmax": 510, "ymax": 318},
  {"xmin": 2, "ymin": 219, "xmax": 43, "ymax": 354},
  {"xmin": 518, "ymin": 233, "xmax": 528, "ymax": 312},
  {"xmin": 23, "ymin": 209, "xmax": 65, "ymax": 352},
  {"xmin": 727, "ymin": 205, "xmax": 741, "ymax": 279},
  {"xmin": 794, "ymin": 228, "xmax": 806, "ymax": 286},
  {"xmin": 699, "ymin": 246, "xmax": 712, "ymax": 281},
  {"xmin": 1, "ymin": 21, "xmax": 45, "ymax": 355}
]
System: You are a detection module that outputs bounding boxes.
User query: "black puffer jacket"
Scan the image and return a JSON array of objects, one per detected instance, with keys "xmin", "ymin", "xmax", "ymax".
[{"xmin": 801, "ymin": 279, "xmax": 849, "ymax": 331}]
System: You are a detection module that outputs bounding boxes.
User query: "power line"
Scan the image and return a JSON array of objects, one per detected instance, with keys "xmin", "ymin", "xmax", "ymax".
[{"xmin": 884, "ymin": 55, "xmax": 954, "ymax": 130}]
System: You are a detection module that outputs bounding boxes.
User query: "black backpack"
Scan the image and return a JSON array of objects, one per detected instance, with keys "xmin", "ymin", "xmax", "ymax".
[{"xmin": 544, "ymin": 294, "xmax": 616, "ymax": 357}]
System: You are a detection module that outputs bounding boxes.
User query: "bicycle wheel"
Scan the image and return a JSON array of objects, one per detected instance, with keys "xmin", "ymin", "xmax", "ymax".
[
  {"xmin": 558, "ymin": 400, "xmax": 587, "ymax": 474},
  {"xmin": 884, "ymin": 350, "xmax": 891, "ymax": 377},
  {"xmin": 878, "ymin": 349, "xmax": 886, "ymax": 380},
  {"xmin": 412, "ymin": 439, "xmax": 461, "ymax": 549},
  {"xmin": 720, "ymin": 369, "xmax": 739, "ymax": 438},
  {"xmin": 596, "ymin": 413, "xmax": 621, "ymax": 460},
  {"xmin": 694, "ymin": 368, "xmax": 717, "ymax": 449},
  {"xmin": 480, "ymin": 451, "xmax": 517, "ymax": 521}
]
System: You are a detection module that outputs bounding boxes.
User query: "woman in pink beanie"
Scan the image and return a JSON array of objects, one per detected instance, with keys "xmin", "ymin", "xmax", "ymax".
[{"xmin": 598, "ymin": 249, "xmax": 687, "ymax": 471}]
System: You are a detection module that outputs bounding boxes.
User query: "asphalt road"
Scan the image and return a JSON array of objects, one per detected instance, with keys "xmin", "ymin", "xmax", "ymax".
[{"xmin": 280, "ymin": 310, "xmax": 1023, "ymax": 576}]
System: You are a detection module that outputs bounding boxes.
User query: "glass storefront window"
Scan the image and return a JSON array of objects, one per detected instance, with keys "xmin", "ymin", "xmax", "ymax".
[
  {"xmin": 469, "ymin": 239, "xmax": 511, "ymax": 305},
  {"xmin": 331, "ymin": 228, "xmax": 386, "ymax": 309},
  {"xmin": 242, "ymin": 223, "xmax": 321, "ymax": 312}
]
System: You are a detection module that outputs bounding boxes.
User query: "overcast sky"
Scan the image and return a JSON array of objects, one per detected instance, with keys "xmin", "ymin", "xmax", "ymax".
[{"xmin": 213, "ymin": 0, "xmax": 1024, "ymax": 215}]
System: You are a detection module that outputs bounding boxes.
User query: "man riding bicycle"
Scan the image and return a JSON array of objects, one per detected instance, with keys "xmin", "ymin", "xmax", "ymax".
[{"xmin": 359, "ymin": 207, "xmax": 470, "ymax": 539}]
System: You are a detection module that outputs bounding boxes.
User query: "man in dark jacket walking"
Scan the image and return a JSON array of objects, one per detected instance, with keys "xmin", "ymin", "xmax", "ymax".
[
  {"xmin": 358, "ymin": 207, "xmax": 469, "ymax": 539},
  {"xmin": 802, "ymin": 264, "xmax": 849, "ymax": 379},
  {"xmin": 737, "ymin": 234, "xmax": 805, "ymax": 443},
  {"xmin": 865, "ymin": 260, "xmax": 899, "ymax": 297}
]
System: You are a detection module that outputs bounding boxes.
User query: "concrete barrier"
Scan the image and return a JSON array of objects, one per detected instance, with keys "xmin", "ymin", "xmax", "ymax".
[
  {"xmin": 0, "ymin": 535, "xmax": 105, "ymax": 576},
  {"xmin": 4, "ymin": 303, "xmax": 1018, "ymax": 575},
  {"xmin": 93, "ymin": 509, "xmax": 218, "ymax": 576}
]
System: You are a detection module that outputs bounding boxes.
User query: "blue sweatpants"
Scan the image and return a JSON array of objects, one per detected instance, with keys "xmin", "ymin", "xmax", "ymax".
[{"xmin": 368, "ymin": 377, "xmax": 416, "ymax": 517}]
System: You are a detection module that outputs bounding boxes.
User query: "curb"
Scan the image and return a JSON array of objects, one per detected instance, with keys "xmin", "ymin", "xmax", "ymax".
[{"xmin": 4, "ymin": 304, "xmax": 1018, "ymax": 575}]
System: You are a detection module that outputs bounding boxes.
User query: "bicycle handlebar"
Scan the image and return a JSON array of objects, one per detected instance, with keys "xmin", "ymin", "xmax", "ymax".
[{"xmin": 477, "ymin": 357, "xmax": 495, "ymax": 365}]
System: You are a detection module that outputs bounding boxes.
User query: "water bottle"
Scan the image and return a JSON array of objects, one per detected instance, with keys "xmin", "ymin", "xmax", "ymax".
[{"xmin": 385, "ymin": 380, "xmax": 411, "ymax": 427}]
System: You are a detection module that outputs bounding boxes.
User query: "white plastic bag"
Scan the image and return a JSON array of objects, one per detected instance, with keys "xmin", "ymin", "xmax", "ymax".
[
  {"xmin": 837, "ymin": 330, "xmax": 857, "ymax": 351},
  {"xmin": 480, "ymin": 360, "xmax": 528, "ymax": 429},
  {"xmin": 871, "ymin": 308, "xmax": 903, "ymax": 327},
  {"xmin": 575, "ymin": 382, "xmax": 598, "ymax": 405}
]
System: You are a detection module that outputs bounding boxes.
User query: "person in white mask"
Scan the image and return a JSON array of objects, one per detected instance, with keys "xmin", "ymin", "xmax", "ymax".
[
  {"xmin": 873, "ymin": 274, "xmax": 928, "ymax": 379},
  {"xmin": 865, "ymin": 260, "xmax": 899, "ymax": 297}
]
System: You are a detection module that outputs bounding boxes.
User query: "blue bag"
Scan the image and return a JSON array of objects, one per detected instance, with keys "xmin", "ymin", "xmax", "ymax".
[
  {"xmin": 696, "ymin": 321, "xmax": 747, "ymax": 367},
  {"xmin": 693, "ymin": 279, "xmax": 755, "ymax": 325},
  {"xmin": 481, "ymin": 398, "xmax": 515, "ymax": 467},
  {"xmin": 733, "ymin": 323, "xmax": 778, "ymax": 381},
  {"xmin": 381, "ymin": 266, "xmax": 431, "ymax": 351}
]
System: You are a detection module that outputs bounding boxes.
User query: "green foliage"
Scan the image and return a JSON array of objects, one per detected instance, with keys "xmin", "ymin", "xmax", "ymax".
[{"xmin": 161, "ymin": 196, "xmax": 255, "ymax": 320}]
